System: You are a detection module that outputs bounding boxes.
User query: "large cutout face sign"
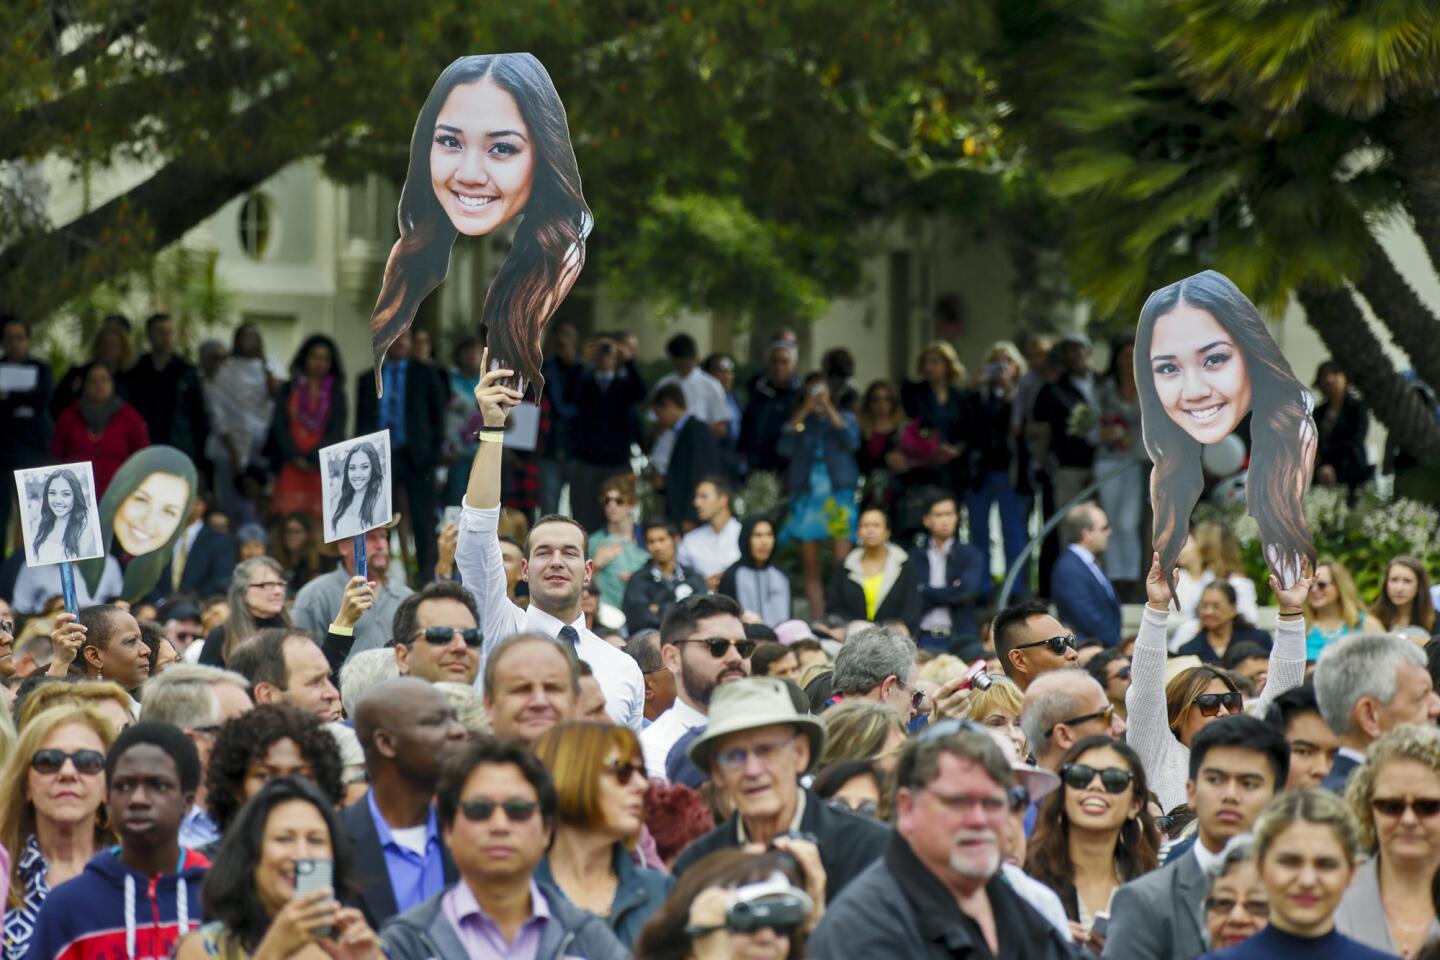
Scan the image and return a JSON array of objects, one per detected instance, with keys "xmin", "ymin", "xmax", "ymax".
[
  {"xmin": 1135, "ymin": 270, "xmax": 1317, "ymax": 593},
  {"xmin": 369, "ymin": 53, "xmax": 592, "ymax": 402},
  {"xmin": 78, "ymin": 446, "xmax": 198, "ymax": 602}
]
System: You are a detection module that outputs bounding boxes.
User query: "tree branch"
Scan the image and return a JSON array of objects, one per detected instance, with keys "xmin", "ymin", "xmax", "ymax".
[
  {"xmin": 1378, "ymin": 97, "xmax": 1440, "ymax": 277},
  {"xmin": 1352, "ymin": 228, "xmax": 1440, "ymax": 395}
]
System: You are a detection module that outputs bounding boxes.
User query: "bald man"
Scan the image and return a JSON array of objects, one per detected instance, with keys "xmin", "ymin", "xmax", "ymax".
[
  {"xmin": 339, "ymin": 678, "xmax": 468, "ymax": 929},
  {"xmin": 1021, "ymin": 670, "xmax": 1127, "ymax": 773}
]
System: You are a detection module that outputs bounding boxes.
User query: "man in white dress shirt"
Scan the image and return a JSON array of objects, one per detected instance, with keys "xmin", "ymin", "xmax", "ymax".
[
  {"xmin": 676, "ymin": 478, "xmax": 741, "ymax": 590},
  {"xmin": 455, "ymin": 353, "xmax": 645, "ymax": 729},
  {"xmin": 639, "ymin": 593, "xmax": 753, "ymax": 780},
  {"xmin": 653, "ymin": 333, "xmax": 731, "ymax": 439}
]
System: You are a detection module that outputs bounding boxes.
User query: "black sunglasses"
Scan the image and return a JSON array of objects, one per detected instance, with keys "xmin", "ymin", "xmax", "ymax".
[
  {"xmin": 1008, "ymin": 785, "xmax": 1031, "ymax": 813},
  {"xmin": 31, "ymin": 749, "xmax": 106, "ymax": 776},
  {"xmin": 1372, "ymin": 796, "xmax": 1440, "ymax": 818},
  {"xmin": 1194, "ymin": 691, "xmax": 1243, "ymax": 717},
  {"xmin": 413, "ymin": 626, "xmax": 482, "ymax": 648},
  {"xmin": 1154, "ymin": 815, "xmax": 1175, "ymax": 833},
  {"xmin": 604, "ymin": 761, "xmax": 647, "ymax": 786},
  {"xmin": 1060, "ymin": 763, "xmax": 1135, "ymax": 794},
  {"xmin": 459, "ymin": 798, "xmax": 540, "ymax": 823},
  {"xmin": 1014, "ymin": 634, "xmax": 1077, "ymax": 656},
  {"xmin": 1045, "ymin": 704, "xmax": 1115, "ymax": 738},
  {"xmin": 678, "ymin": 638, "xmax": 757, "ymax": 660},
  {"xmin": 1112, "ymin": 666, "xmax": 1132, "ymax": 681}
]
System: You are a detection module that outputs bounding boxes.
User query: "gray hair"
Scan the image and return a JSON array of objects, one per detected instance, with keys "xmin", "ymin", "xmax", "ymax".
[
  {"xmin": 1060, "ymin": 502, "xmax": 1101, "ymax": 546},
  {"xmin": 1314, "ymin": 633, "xmax": 1427, "ymax": 736},
  {"xmin": 223, "ymin": 556, "xmax": 290, "ymax": 661},
  {"xmin": 325, "ymin": 720, "xmax": 367, "ymax": 785},
  {"xmin": 139, "ymin": 663, "xmax": 250, "ymax": 729},
  {"xmin": 1206, "ymin": 833, "xmax": 1255, "ymax": 886},
  {"xmin": 624, "ymin": 629, "xmax": 663, "ymax": 674},
  {"xmin": 832, "ymin": 627, "xmax": 917, "ymax": 696},
  {"xmin": 433, "ymin": 681, "xmax": 492, "ymax": 734},
  {"xmin": 1019, "ymin": 670, "xmax": 1102, "ymax": 753},
  {"xmin": 339, "ymin": 647, "xmax": 401, "ymax": 718}
]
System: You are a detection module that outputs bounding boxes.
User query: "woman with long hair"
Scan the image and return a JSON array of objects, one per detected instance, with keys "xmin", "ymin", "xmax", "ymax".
[
  {"xmin": 531, "ymin": 722, "xmax": 672, "ymax": 947},
  {"xmin": 331, "ymin": 442, "xmax": 385, "ymax": 540},
  {"xmin": 270, "ymin": 512, "xmax": 323, "ymax": 592},
  {"xmin": 1129, "ymin": 554, "xmax": 1311, "ymax": 813},
  {"xmin": 1371, "ymin": 555, "xmax": 1437, "ymax": 638},
  {"xmin": 0, "ymin": 706, "xmax": 117, "ymax": 960},
  {"xmin": 1170, "ymin": 523, "xmax": 1260, "ymax": 651},
  {"xmin": 197, "ymin": 557, "xmax": 291, "ymax": 667},
  {"xmin": 1093, "ymin": 334, "xmax": 1148, "ymax": 588},
  {"xmin": 177, "ymin": 777, "xmax": 380, "ymax": 960},
  {"xmin": 30, "ymin": 469, "xmax": 91, "ymax": 564},
  {"xmin": 1303, "ymin": 558, "xmax": 1375, "ymax": 661},
  {"xmin": 855, "ymin": 379, "xmax": 907, "ymax": 512},
  {"xmin": 1176, "ymin": 582, "xmax": 1273, "ymax": 665},
  {"xmin": 1026, "ymin": 735, "xmax": 1161, "ymax": 946},
  {"xmin": 716, "ymin": 516, "xmax": 791, "ymax": 627},
  {"xmin": 1136, "ymin": 270, "xmax": 1317, "ymax": 596},
  {"xmin": 369, "ymin": 54, "xmax": 592, "ymax": 401},
  {"xmin": 269, "ymin": 334, "xmax": 347, "ymax": 524}
]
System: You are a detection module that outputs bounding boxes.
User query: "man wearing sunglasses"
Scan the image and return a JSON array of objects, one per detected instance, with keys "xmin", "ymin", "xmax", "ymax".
[
  {"xmin": 640, "ymin": 594, "xmax": 751, "ymax": 781},
  {"xmin": 1022, "ymin": 671, "xmax": 1127, "ymax": 775},
  {"xmin": 458, "ymin": 359, "xmax": 645, "ymax": 730},
  {"xmin": 1086, "ymin": 647, "xmax": 1132, "ymax": 722},
  {"xmin": 831, "ymin": 626, "xmax": 924, "ymax": 723},
  {"xmin": 392, "ymin": 582, "xmax": 482, "ymax": 686},
  {"xmin": 157, "ymin": 598, "xmax": 206, "ymax": 661},
  {"xmin": 994, "ymin": 600, "xmax": 1081, "ymax": 692},
  {"xmin": 381, "ymin": 735, "xmax": 629, "ymax": 960},
  {"xmin": 1103, "ymin": 715, "xmax": 1288, "ymax": 960}
]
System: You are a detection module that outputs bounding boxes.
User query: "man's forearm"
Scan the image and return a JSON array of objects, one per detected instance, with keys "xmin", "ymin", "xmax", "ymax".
[{"xmin": 463, "ymin": 433, "xmax": 505, "ymax": 509}]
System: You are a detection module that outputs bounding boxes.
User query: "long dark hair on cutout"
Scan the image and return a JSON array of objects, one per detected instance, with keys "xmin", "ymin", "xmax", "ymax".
[
  {"xmin": 335, "ymin": 442, "xmax": 384, "ymax": 530},
  {"xmin": 1135, "ymin": 270, "xmax": 1315, "ymax": 599},
  {"xmin": 369, "ymin": 53, "xmax": 591, "ymax": 401},
  {"xmin": 35, "ymin": 469, "xmax": 88, "ymax": 559}
]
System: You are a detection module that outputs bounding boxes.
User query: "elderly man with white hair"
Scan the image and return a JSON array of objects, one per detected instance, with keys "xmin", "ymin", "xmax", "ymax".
[
  {"xmin": 1314, "ymin": 632, "xmax": 1440, "ymax": 793},
  {"xmin": 831, "ymin": 626, "xmax": 922, "ymax": 722}
]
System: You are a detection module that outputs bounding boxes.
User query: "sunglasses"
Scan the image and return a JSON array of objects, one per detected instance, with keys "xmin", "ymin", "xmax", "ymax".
[
  {"xmin": 1205, "ymin": 897, "xmax": 1269, "ymax": 918},
  {"xmin": 31, "ymin": 749, "xmax": 106, "ymax": 776},
  {"xmin": 1045, "ymin": 704, "xmax": 1115, "ymax": 738},
  {"xmin": 831, "ymin": 797, "xmax": 879, "ymax": 819},
  {"xmin": 604, "ymin": 761, "xmax": 647, "ymax": 786},
  {"xmin": 412, "ymin": 626, "xmax": 482, "ymax": 647},
  {"xmin": 1372, "ymin": 796, "xmax": 1440, "ymax": 818},
  {"xmin": 1193, "ymin": 691, "xmax": 1243, "ymax": 717},
  {"xmin": 0, "ymin": 620, "xmax": 13, "ymax": 636},
  {"xmin": 1059, "ymin": 763, "xmax": 1135, "ymax": 794},
  {"xmin": 459, "ymin": 798, "xmax": 540, "ymax": 823},
  {"xmin": 601, "ymin": 495, "xmax": 630, "ymax": 506},
  {"xmin": 678, "ymin": 638, "xmax": 757, "ymax": 660},
  {"xmin": 1111, "ymin": 666, "xmax": 1132, "ymax": 681},
  {"xmin": 1008, "ymin": 785, "xmax": 1031, "ymax": 813},
  {"xmin": 175, "ymin": 630, "xmax": 201, "ymax": 642},
  {"xmin": 1014, "ymin": 634, "xmax": 1078, "ymax": 657},
  {"xmin": 1154, "ymin": 815, "xmax": 1175, "ymax": 833}
]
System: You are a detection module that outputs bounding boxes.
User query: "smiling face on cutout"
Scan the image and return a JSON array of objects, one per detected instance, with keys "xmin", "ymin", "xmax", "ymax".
[
  {"xmin": 115, "ymin": 472, "xmax": 190, "ymax": 556},
  {"xmin": 46, "ymin": 475, "xmax": 76, "ymax": 519},
  {"xmin": 430, "ymin": 81, "xmax": 536, "ymax": 237},
  {"xmin": 1148, "ymin": 303, "xmax": 1253, "ymax": 445}
]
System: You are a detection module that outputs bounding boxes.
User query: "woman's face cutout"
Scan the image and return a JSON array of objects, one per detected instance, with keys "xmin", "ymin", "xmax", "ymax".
[
  {"xmin": 115, "ymin": 472, "xmax": 190, "ymax": 556},
  {"xmin": 347, "ymin": 451, "xmax": 373, "ymax": 493},
  {"xmin": 47, "ymin": 477, "xmax": 75, "ymax": 519},
  {"xmin": 430, "ymin": 80, "xmax": 536, "ymax": 237},
  {"xmin": 1148, "ymin": 303, "xmax": 1253, "ymax": 445}
]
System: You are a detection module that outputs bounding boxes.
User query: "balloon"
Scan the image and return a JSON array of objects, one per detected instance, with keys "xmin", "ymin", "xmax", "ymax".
[{"xmin": 1201, "ymin": 434, "xmax": 1247, "ymax": 478}]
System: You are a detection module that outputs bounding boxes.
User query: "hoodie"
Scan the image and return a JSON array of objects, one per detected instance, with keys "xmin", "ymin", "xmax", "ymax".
[
  {"xmin": 23, "ymin": 848, "xmax": 208, "ymax": 960},
  {"xmin": 716, "ymin": 516, "xmax": 791, "ymax": 626}
]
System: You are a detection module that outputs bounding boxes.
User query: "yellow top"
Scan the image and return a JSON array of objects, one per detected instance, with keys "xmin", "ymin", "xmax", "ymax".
[{"xmin": 863, "ymin": 573, "xmax": 884, "ymax": 620}]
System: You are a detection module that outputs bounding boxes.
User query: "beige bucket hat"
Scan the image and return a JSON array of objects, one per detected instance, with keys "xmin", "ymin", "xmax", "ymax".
[{"xmin": 688, "ymin": 677, "xmax": 828, "ymax": 775}]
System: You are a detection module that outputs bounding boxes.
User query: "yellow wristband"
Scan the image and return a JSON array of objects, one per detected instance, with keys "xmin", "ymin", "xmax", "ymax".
[
  {"xmin": 328, "ymin": 623, "xmax": 355, "ymax": 637},
  {"xmin": 479, "ymin": 433, "xmax": 505, "ymax": 444}
]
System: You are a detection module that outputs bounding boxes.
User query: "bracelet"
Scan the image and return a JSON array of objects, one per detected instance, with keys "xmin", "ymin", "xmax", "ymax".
[
  {"xmin": 480, "ymin": 425, "xmax": 506, "ymax": 433},
  {"xmin": 479, "ymin": 433, "xmax": 505, "ymax": 445}
]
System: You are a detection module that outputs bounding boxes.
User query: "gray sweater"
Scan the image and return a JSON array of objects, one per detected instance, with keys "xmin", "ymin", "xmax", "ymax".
[{"xmin": 291, "ymin": 564, "xmax": 412, "ymax": 658}]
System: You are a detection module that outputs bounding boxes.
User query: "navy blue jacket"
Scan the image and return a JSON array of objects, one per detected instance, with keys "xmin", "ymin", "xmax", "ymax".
[
  {"xmin": 1050, "ymin": 547, "xmax": 1121, "ymax": 646},
  {"xmin": 155, "ymin": 525, "xmax": 238, "ymax": 601},
  {"xmin": 908, "ymin": 538, "xmax": 989, "ymax": 650},
  {"xmin": 1175, "ymin": 625, "xmax": 1272, "ymax": 665}
]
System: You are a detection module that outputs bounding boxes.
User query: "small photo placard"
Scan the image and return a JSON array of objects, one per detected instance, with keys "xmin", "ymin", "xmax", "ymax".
[
  {"xmin": 319, "ymin": 431, "xmax": 393, "ymax": 544},
  {"xmin": 14, "ymin": 462, "xmax": 105, "ymax": 567}
]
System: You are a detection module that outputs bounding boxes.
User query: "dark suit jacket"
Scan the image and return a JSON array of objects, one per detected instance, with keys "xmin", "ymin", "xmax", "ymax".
[
  {"xmin": 908, "ymin": 538, "xmax": 989, "ymax": 649},
  {"xmin": 1102, "ymin": 848, "xmax": 1207, "ymax": 960},
  {"xmin": 572, "ymin": 362, "xmax": 646, "ymax": 467},
  {"xmin": 665, "ymin": 417, "xmax": 722, "ymax": 526},
  {"xmin": 339, "ymin": 797, "xmax": 457, "ymax": 931},
  {"xmin": 1322, "ymin": 752, "xmax": 1362, "ymax": 795},
  {"xmin": 156, "ymin": 526, "xmax": 238, "ymax": 601},
  {"xmin": 356, "ymin": 361, "xmax": 447, "ymax": 467},
  {"xmin": 1051, "ymin": 547, "xmax": 1122, "ymax": 646}
]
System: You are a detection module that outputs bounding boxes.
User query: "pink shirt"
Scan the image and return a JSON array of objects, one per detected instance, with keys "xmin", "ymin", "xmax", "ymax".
[{"xmin": 441, "ymin": 879, "xmax": 551, "ymax": 960}]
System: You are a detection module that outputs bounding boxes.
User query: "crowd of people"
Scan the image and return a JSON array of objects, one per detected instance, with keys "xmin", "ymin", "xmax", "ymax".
[{"xmin": 0, "ymin": 309, "xmax": 1438, "ymax": 958}]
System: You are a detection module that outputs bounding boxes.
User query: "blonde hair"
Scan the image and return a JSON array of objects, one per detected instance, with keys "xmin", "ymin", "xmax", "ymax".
[
  {"xmin": 1193, "ymin": 522, "xmax": 1245, "ymax": 580},
  {"xmin": 0, "ymin": 706, "xmax": 118, "ymax": 908},
  {"xmin": 962, "ymin": 675, "xmax": 1024, "ymax": 724},
  {"xmin": 18, "ymin": 680, "xmax": 133, "ymax": 731},
  {"xmin": 986, "ymin": 340, "xmax": 1027, "ymax": 375},
  {"xmin": 915, "ymin": 341, "xmax": 966, "ymax": 386},
  {"xmin": 1303, "ymin": 558, "xmax": 1366, "ymax": 629},
  {"xmin": 820, "ymin": 701, "xmax": 905, "ymax": 767},
  {"xmin": 1343, "ymin": 723, "xmax": 1440, "ymax": 852},
  {"xmin": 917, "ymin": 655, "xmax": 968, "ymax": 686},
  {"xmin": 1253, "ymin": 787, "xmax": 1361, "ymax": 868}
]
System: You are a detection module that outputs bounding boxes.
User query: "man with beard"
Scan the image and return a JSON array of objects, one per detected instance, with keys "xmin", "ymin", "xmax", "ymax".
[
  {"xmin": 456, "ymin": 356, "xmax": 644, "ymax": 728},
  {"xmin": 639, "ymin": 594, "xmax": 752, "ymax": 781},
  {"xmin": 808, "ymin": 724, "xmax": 1076, "ymax": 957}
]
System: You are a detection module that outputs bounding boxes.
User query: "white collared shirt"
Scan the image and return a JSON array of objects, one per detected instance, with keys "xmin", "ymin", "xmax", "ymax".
[
  {"xmin": 677, "ymin": 517, "xmax": 742, "ymax": 580},
  {"xmin": 639, "ymin": 698, "xmax": 708, "ymax": 781},
  {"xmin": 456, "ymin": 503, "xmax": 644, "ymax": 729}
]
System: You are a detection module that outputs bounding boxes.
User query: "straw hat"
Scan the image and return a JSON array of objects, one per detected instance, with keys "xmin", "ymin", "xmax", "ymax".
[{"xmin": 688, "ymin": 677, "xmax": 827, "ymax": 775}]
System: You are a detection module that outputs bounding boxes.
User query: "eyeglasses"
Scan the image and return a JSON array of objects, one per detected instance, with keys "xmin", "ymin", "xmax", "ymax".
[
  {"xmin": 603, "ymin": 760, "xmax": 647, "ymax": 786},
  {"xmin": 1111, "ymin": 666, "xmax": 1132, "ymax": 681},
  {"xmin": 1193, "ymin": 692, "xmax": 1243, "ymax": 717},
  {"xmin": 1371, "ymin": 796, "xmax": 1440, "ymax": 818},
  {"xmin": 31, "ymin": 749, "xmax": 106, "ymax": 776},
  {"xmin": 601, "ymin": 495, "xmax": 630, "ymax": 506},
  {"xmin": 1013, "ymin": 634, "xmax": 1078, "ymax": 657},
  {"xmin": 1059, "ymin": 762, "xmax": 1135, "ymax": 794},
  {"xmin": 459, "ymin": 798, "xmax": 540, "ymax": 823},
  {"xmin": 714, "ymin": 734, "xmax": 796, "ymax": 772},
  {"xmin": 412, "ymin": 626, "xmax": 482, "ymax": 648},
  {"xmin": 1008, "ymin": 785, "xmax": 1031, "ymax": 813},
  {"xmin": 1045, "ymin": 704, "xmax": 1115, "ymax": 738},
  {"xmin": 247, "ymin": 581, "xmax": 287, "ymax": 592},
  {"xmin": 678, "ymin": 637, "xmax": 757, "ymax": 660},
  {"xmin": 830, "ymin": 797, "xmax": 878, "ymax": 819},
  {"xmin": 1205, "ymin": 897, "xmax": 1270, "ymax": 918}
]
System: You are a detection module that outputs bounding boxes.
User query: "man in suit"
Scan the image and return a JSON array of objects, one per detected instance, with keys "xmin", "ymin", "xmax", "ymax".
[
  {"xmin": 909, "ymin": 492, "xmax": 989, "ymax": 656},
  {"xmin": 650, "ymin": 382, "xmax": 722, "ymax": 528},
  {"xmin": 357, "ymin": 331, "xmax": 447, "ymax": 585},
  {"xmin": 156, "ymin": 491, "xmax": 237, "ymax": 601},
  {"xmin": 1050, "ymin": 502, "xmax": 1121, "ymax": 647},
  {"xmin": 1103, "ymin": 716, "xmax": 1288, "ymax": 960},
  {"xmin": 1314, "ymin": 632, "xmax": 1440, "ymax": 793},
  {"xmin": 341, "ymin": 678, "xmax": 468, "ymax": 929},
  {"xmin": 568, "ymin": 333, "xmax": 646, "ymax": 532}
]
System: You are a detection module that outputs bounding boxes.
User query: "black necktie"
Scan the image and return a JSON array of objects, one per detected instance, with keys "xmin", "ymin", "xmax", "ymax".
[{"xmin": 558, "ymin": 625, "xmax": 579, "ymax": 647}]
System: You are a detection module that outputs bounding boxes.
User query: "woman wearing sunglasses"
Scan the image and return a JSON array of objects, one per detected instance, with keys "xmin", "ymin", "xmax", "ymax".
[
  {"xmin": 0, "ymin": 706, "xmax": 117, "ymax": 960},
  {"xmin": 1130, "ymin": 554, "xmax": 1312, "ymax": 814},
  {"xmin": 1025, "ymin": 734, "xmax": 1161, "ymax": 951},
  {"xmin": 1204, "ymin": 837, "xmax": 1269, "ymax": 952},
  {"xmin": 531, "ymin": 722, "xmax": 673, "ymax": 947},
  {"xmin": 177, "ymin": 776, "xmax": 382, "ymax": 960},
  {"xmin": 1335, "ymin": 724, "xmax": 1440, "ymax": 958}
]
